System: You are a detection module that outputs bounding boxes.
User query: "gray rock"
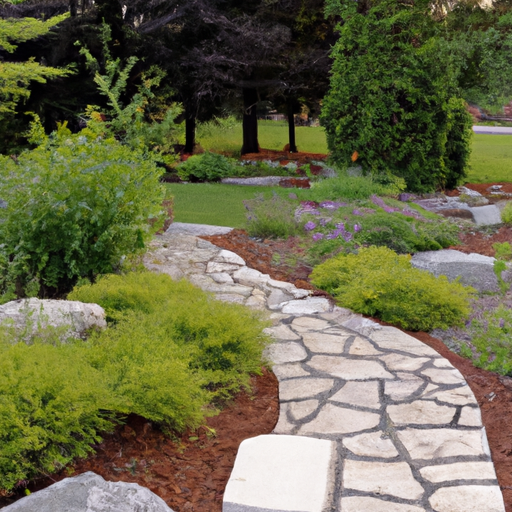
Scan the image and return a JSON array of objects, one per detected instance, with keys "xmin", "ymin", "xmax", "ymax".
[
  {"xmin": 165, "ymin": 222, "xmax": 233, "ymax": 236},
  {"xmin": 0, "ymin": 298, "xmax": 106, "ymax": 339},
  {"xmin": 469, "ymin": 204, "xmax": 503, "ymax": 226},
  {"xmin": 2, "ymin": 471, "xmax": 174, "ymax": 512},
  {"xmin": 411, "ymin": 249, "xmax": 509, "ymax": 292}
]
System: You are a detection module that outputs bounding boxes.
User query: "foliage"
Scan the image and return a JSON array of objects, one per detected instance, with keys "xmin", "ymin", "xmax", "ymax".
[
  {"xmin": 296, "ymin": 196, "xmax": 459, "ymax": 259},
  {"xmin": 310, "ymin": 246, "xmax": 475, "ymax": 331},
  {"xmin": 468, "ymin": 304, "xmax": 512, "ymax": 375},
  {"xmin": 321, "ymin": 0, "xmax": 473, "ymax": 192},
  {"xmin": 0, "ymin": 272, "xmax": 269, "ymax": 492},
  {"xmin": 502, "ymin": 203, "xmax": 512, "ymax": 226},
  {"xmin": 244, "ymin": 193, "xmax": 305, "ymax": 238},
  {"xmin": 493, "ymin": 242, "xmax": 512, "ymax": 294},
  {"xmin": 0, "ymin": 14, "xmax": 71, "ymax": 115},
  {"xmin": 77, "ymin": 25, "xmax": 182, "ymax": 164},
  {"xmin": 307, "ymin": 174, "xmax": 406, "ymax": 201},
  {"xmin": 0, "ymin": 124, "xmax": 166, "ymax": 299},
  {"xmin": 177, "ymin": 152, "xmax": 239, "ymax": 182}
]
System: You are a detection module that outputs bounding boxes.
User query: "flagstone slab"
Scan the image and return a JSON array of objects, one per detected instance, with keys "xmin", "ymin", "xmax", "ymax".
[
  {"xmin": 308, "ymin": 356, "xmax": 394, "ymax": 380},
  {"xmin": 370, "ymin": 328, "xmax": 440, "ymax": 357},
  {"xmin": 265, "ymin": 342, "xmax": 308, "ymax": 365},
  {"xmin": 342, "ymin": 432, "xmax": 399, "ymax": 458},
  {"xmin": 281, "ymin": 298, "xmax": 332, "ymax": 315},
  {"xmin": 428, "ymin": 485, "xmax": 505, "ymax": 512},
  {"xmin": 459, "ymin": 406, "xmax": 483, "ymax": 427},
  {"xmin": 340, "ymin": 497, "xmax": 425, "ymax": 512},
  {"xmin": 387, "ymin": 401, "xmax": 456, "ymax": 426},
  {"xmin": 343, "ymin": 460, "xmax": 424, "ymax": 500},
  {"xmin": 288, "ymin": 400, "xmax": 320, "ymax": 421},
  {"xmin": 302, "ymin": 332, "xmax": 348, "ymax": 353},
  {"xmin": 397, "ymin": 428, "xmax": 488, "ymax": 459},
  {"xmin": 330, "ymin": 381, "xmax": 381, "ymax": 410},
  {"xmin": 223, "ymin": 435, "xmax": 336, "ymax": 512},
  {"xmin": 421, "ymin": 367, "xmax": 466, "ymax": 385},
  {"xmin": 298, "ymin": 403, "xmax": 380, "ymax": 435},
  {"xmin": 264, "ymin": 324, "xmax": 301, "ymax": 341},
  {"xmin": 420, "ymin": 385, "xmax": 475, "ymax": 406},
  {"xmin": 420, "ymin": 461, "xmax": 497, "ymax": 482},
  {"xmin": 348, "ymin": 337, "xmax": 383, "ymax": 356},
  {"xmin": 272, "ymin": 363, "xmax": 311, "ymax": 380},
  {"xmin": 279, "ymin": 378, "xmax": 334, "ymax": 401},
  {"xmin": 291, "ymin": 316, "xmax": 330, "ymax": 331},
  {"xmin": 385, "ymin": 374, "xmax": 424, "ymax": 401},
  {"xmin": 381, "ymin": 353, "xmax": 430, "ymax": 372}
]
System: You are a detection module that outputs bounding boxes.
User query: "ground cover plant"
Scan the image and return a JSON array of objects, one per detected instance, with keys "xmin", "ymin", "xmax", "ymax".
[
  {"xmin": 310, "ymin": 246, "xmax": 475, "ymax": 331},
  {"xmin": 0, "ymin": 272, "xmax": 269, "ymax": 494}
]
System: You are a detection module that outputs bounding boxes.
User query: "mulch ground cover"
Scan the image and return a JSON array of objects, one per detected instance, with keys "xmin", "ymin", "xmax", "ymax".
[{"xmin": 2, "ymin": 180, "xmax": 512, "ymax": 512}]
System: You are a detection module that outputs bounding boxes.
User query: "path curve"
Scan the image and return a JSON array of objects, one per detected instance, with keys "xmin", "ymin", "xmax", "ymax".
[{"xmin": 145, "ymin": 229, "xmax": 505, "ymax": 512}]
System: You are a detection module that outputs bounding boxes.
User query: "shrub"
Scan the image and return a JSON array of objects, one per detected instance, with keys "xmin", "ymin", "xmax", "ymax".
[
  {"xmin": 0, "ymin": 272, "xmax": 269, "ymax": 492},
  {"xmin": 69, "ymin": 272, "xmax": 270, "ymax": 398},
  {"xmin": 244, "ymin": 193, "xmax": 305, "ymax": 238},
  {"xmin": 0, "ymin": 126, "xmax": 167, "ymax": 299},
  {"xmin": 310, "ymin": 246, "xmax": 475, "ymax": 331},
  {"xmin": 502, "ymin": 202, "xmax": 512, "ymax": 225},
  {"xmin": 177, "ymin": 152, "xmax": 238, "ymax": 182},
  {"xmin": 308, "ymin": 174, "xmax": 406, "ymax": 201},
  {"xmin": 321, "ymin": 0, "xmax": 473, "ymax": 192}
]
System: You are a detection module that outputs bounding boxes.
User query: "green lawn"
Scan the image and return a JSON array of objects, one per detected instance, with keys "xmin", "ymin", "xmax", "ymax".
[
  {"xmin": 167, "ymin": 183, "xmax": 296, "ymax": 227},
  {"xmin": 467, "ymin": 134, "xmax": 512, "ymax": 183},
  {"xmin": 196, "ymin": 120, "xmax": 329, "ymax": 155}
]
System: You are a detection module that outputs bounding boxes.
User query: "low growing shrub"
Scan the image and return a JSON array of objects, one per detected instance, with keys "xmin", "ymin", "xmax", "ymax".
[
  {"xmin": 310, "ymin": 246, "xmax": 475, "ymax": 331},
  {"xmin": 244, "ymin": 193, "xmax": 305, "ymax": 238},
  {"xmin": 0, "ymin": 272, "xmax": 270, "ymax": 493},
  {"xmin": 177, "ymin": 152, "xmax": 238, "ymax": 182},
  {"xmin": 0, "ymin": 125, "xmax": 167, "ymax": 300}
]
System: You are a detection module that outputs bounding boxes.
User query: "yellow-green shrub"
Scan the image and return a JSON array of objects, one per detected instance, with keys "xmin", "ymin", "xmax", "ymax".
[
  {"xmin": 311, "ymin": 246, "xmax": 475, "ymax": 331},
  {"xmin": 0, "ymin": 272, "xmax": 269, "ymax": 493}
]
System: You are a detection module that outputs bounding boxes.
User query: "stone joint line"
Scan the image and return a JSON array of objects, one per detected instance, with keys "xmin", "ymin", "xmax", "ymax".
[{"xmin": 145, "ymin": 233, "xmax": 505, "ymax": 512}]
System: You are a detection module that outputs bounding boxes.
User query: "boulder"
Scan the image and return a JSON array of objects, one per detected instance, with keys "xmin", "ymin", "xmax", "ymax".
[
  {"xmin": 2, "ymin": 472, "xmax": 174, "ymax": 512},
  {"xmin": 0, "ymin": 298, "xmax": 106, "ymax": 338},
  {"xmin": 411, "ymin": 250, "xmax": 511, "ymax": 293}
]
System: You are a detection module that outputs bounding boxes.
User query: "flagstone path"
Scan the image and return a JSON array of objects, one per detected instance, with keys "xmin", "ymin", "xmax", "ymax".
[{"xmin": 145, "ymin": 229, "xmax": 506, "ymax": 512}]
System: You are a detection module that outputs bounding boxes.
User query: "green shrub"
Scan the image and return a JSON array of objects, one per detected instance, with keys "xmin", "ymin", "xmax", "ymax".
[
  {"xmin": 307, "ymin": 174, "xmax": 406, "ymax": 201},
  {"xmin": 244, "ymin": 193, "xmax": 305, "ymax": 239},
  {"xmin": 70, "ymin": 272, "xmax": 270, "ymax": 398},
  {"xmin": 322, "ymin": 0, "xmax": 473, "ymax": 192},
  {"xmin": 0, "ymin": 272, "xmax": 269, "ymax": 492},
  {"xmin": 0, "ymin": 126, "xmax": 167, "ymax": 299},
  {"xmin": 311, "ymin": 246, "xmax": 475, "ymax": 331},
  {"xmin": 177, "ymin": 152, "xmax": 238, "ymax": 182},
  {"xmin": 502, "ymin": 202, "xmax": 512, "ymax": 225},
  {"xmin": 0, "ymin": 337, "xmax": 116, "ymax": 492}
]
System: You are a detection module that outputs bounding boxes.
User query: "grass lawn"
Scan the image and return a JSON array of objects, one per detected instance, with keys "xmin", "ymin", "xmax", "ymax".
[
  {"xmin": 467, "ymin": 134, "xmax": 512, "ymax": 183},
  {"xmin": 197, "ymin": 120, "xmax": 329, "ymax": 155},
  {"xmin": 166, "ymin": 183, "xmax": 296, "ymax": 227}
]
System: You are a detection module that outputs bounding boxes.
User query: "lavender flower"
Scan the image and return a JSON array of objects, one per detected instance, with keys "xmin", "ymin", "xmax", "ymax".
[
  {"xmin": 354, "ymin": 224, "xmax": 361, "ymax": 232},
  {"xmin": 312, "ymin": 232, "xmax": 325, "ymax": 241},
  {"xmin": 319, "ymin": 218, "xmax": 328, "ymax": 226},
  {"xmin": 371, "ymin": 195, "xmax": 386, "ymax": 208},
  {"xmin": 304, "ymin": 221, "xmax": 317, "ymax": 231},
  {"xmin": 335, "ymin": 222, "xmax": 345, "ymax": 230},
  {"xmin": 343, "ymin": 231, "xmax": 353, "ymax": 242},
  {"xmin": 499, "ymin": 318, "xmax": 505, "ymax": 328},
  {"xmin": 352, "ymin": 209, "xmax": 363, "ymax": 216}
]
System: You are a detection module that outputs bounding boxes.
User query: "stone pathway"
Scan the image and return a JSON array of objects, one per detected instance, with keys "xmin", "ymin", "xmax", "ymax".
[{"xmin": 144, "ymin": 229, "xmax": 506, "ymax": 512}]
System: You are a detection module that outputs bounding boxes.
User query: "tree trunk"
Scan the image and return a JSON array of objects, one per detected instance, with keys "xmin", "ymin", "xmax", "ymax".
[
  {"xmin": 241, "ymin": 88, "xmax": 259, "ymax": 155},
  {"xmin": 69, "ymin": 0, "xmax": 77, "ymax": 16},
  {"xmin": 287, "ymin": 99, "xmax": 298, "ymax": 153},
  {"xmin": 184, "ymin": 115, "xmax": 196, "ymax": 154}
]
